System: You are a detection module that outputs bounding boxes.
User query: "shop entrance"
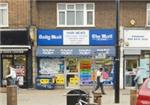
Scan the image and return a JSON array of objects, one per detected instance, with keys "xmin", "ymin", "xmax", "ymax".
[
  {"xmin": 1, "ymin": 54, "xmax": 27, "ymax": 87},
  {"xmin": 124, "ymin": 58, "xmax": 138, "ymax": 87}
]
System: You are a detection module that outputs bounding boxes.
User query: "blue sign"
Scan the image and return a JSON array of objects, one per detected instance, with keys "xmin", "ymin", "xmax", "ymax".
[
  {"xmin": 37, "ymin": 29, "xmax": 63, "ymax": 46},
  {"xmin": 90, "ymin": 29, "xmax": 116, "ymax": 45},
  {"xmin": 36, "ymin": 46, "xmax": 115, "ymax": 57},
  {"xmin": 37, "ymin": 29, "xmax": 116, "ymax": 46}
]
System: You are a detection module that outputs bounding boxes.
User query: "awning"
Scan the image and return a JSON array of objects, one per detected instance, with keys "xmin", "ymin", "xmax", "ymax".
[
  {"xmin": 124, "ymin": 47, "xmax": 150, "ymax": 55},
  {"xmin": 0, "ymin": 45, "xmax": 31, "ymax": 53},
  {"xmin": 36, "ymin": 46, "xmax": 115, "ymax": 57}
]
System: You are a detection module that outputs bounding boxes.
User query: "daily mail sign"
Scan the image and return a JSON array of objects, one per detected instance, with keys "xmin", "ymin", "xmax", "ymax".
[{"xmin": 124, "ymin": 29, "xmax": 150, "ymax": 47}]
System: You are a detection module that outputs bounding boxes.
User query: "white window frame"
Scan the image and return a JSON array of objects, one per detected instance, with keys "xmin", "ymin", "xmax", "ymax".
[
  {"xmin": 0, "ymin": 3, "xmax": 8, "ymax": 27},
  {"xmin": 57, "ymin": 3, "xmax": 95, "ymax": 27},
  {"xmin": 146, "ymin": 3, "xmax": 150, "ymax": 26}
]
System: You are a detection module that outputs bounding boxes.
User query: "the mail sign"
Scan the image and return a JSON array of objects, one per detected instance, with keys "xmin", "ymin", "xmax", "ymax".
[{"xmin": 90, "ymin": 29, "xmax": 116, "ymax": 45}]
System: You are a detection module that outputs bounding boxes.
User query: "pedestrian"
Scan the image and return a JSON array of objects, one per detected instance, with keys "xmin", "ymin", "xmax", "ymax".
[
  {"xmin": 6, "ymin": 65, "xmax": 17, "ymax": 85},
  {"xmin": 134, "ymin": 67, "xmax": 145, "ymax": 89},
  {"xmin": 93, "ymin": 67, "xmax": 106, "ymax": 95}
]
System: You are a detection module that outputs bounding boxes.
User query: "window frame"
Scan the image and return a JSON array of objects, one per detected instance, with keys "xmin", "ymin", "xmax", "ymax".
[
  {"xmin": 0, "ymin": 3, "xmax": 8, "ymax": 27},
  {"xmin": 57, "ymin": 3, "xmax": 95, "ymax": 27},
  {"xmin": 146, "ymin": 3, "xmax": 150, "ymax": 27}
]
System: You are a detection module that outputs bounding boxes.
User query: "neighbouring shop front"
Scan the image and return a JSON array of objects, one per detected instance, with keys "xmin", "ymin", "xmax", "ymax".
[
  {"xmin": 123, "ymin": 28, "xmax": 150, "ymax": 87},
  {"xmin": 0, "ymin": 29, "xmax": 32, "ymax": 88},
  {"xmin": 36, "ymin": 29, "xmax": 116, "ymax": 89}
]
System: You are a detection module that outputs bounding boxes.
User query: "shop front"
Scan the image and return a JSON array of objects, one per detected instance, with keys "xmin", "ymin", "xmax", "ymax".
[
  {"xmin": 36, "ymin": 29, "xmax": 116, "ymax": 89},
  {"xmin": 123, "ymin": 28, "xmax": 150, "ymax": 87},
  {"xmin": 0, "ymin": 29, "xmax": 32, "ymax": 88}
]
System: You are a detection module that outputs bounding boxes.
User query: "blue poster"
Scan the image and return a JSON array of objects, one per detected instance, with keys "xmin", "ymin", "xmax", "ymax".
[
  {"xmin": 37, "ymin": 29, "xmax": 63, "ymax": 46},
  {"xmin": 89, "ymin": 29, "xmax": 116, "ymax": 45}
]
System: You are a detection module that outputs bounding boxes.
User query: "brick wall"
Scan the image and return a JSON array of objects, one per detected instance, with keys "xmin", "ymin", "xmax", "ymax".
[
  {"xmin": 0, "ymin": 0, "xmax": 30, "ymax": 28},
  {"xmin": 33, "ymin": 1, "xmax": 147, "ymax": 29},
  {"xmin": 120, "ymin": 2, "xmax": 146, "ymax": 27}
]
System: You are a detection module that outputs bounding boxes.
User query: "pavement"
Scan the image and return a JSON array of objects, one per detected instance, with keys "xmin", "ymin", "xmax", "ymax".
[{"xmin": 0, "ymin": 86, "xmax": 130, "ymax": 105}]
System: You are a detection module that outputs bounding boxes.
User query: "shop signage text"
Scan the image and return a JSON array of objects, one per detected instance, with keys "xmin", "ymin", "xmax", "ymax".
[
  {"xmin": 124, "ymin": 30, "xmax": 150, "ymax": 47},
  {"xmin": 37, "ymin": 29, "xmax": 116, "ymax": 46},
  {"xmin": 36, "ymin": 47, "xmax": 115, "ymax": 57}
]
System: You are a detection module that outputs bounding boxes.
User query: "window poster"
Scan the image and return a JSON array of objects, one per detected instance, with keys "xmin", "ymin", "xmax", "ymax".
[
  {"xmin": 66, "ymin": 58, "xmax": 78, "ymax": 73},
  {"xmin": 39, "ymin": 59, "xmax": 64, "ymax": 75},
  {"xmin": 80, "ymin": 59, "xmax": 92, "ymax": 85}
]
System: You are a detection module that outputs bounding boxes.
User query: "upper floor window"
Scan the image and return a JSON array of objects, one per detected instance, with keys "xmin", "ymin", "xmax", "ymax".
[
  {"xmin": 0, "ymin": 3, "xmax": 8, "ymax": 27},
  {"xmin": 57, "ymin": 3, "xmax": 95, "ymax": 27}
]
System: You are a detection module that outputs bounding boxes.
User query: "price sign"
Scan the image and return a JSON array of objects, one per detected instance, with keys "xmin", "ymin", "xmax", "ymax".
[{"xmin": 40, "ymin": 79, "xmax": 49, "ymax": 85}]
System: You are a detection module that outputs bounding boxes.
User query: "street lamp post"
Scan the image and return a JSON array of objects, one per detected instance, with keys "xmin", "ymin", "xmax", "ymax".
[{"xmin": 114, "ymin": 0, "xmax": 120, "ymax": 103}]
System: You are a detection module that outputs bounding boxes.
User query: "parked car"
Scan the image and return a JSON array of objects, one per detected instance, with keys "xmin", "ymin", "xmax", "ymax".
[{"xmin": 136, "ymin": 78, "xmax": 150, "ymax": 105}]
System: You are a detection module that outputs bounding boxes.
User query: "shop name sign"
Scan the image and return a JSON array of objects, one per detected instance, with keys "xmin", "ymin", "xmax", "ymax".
[
  {"xmin": 37, "ymin": 29, "xmax": 116, "ymax": 46},
  {"xmin": 92, "ymin": 34, "xmax": 113, "ymax": 40},
  {"xmin": 39, "ymin": 34, "xmax": 62, "ymax": 40},
  {"xmin": 37, "ymin": 30, "xmax": 63, "ymax": 45},
  {"xmin": 90, "ymin": 29, "xmax": 115, "ymax": 45},
  {"xmin": 124, "ymin": 30, "xmax": 150, "ymax": 47}
]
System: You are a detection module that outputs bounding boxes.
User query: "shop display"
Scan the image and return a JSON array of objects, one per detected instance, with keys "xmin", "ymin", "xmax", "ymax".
[
  {"xmin": 35, "ymin": 76, "xmax": 55, "ymax": 90},
  {"xmin": 95, "ymin": 58, "xmax": 114, "ymax": 85},
  {"xmin": 39, "ymin": 59, "xmax": 64, "ymax": 75},
  {"xmin": 66, "ymin": 58, "xmax": 78, "ymax": 73},
  {"xmin": 80, "ymin": 59, "xmax": 92, "ymax": 85},
  {"xmin": 55, "ymin": 74, "xmax": 65, "ymax": 85},
  {"xmin": 36, "ymin": 58, "xmax": 65, "ymax": 89},
  {"xmin": 67, "ymin": 74, "xmax": 79, "ymax": 87},
  {"xmin": 16, "ymin": 65, "xmax": 26, "ymax": 86}
]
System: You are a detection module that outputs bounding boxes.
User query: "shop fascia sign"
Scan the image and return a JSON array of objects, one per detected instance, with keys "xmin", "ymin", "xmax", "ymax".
[
  {"xmin": 124, "ymin": 29, "xmax": 150, "ymax": 47},
  {"xmin": 37, "ymin": 29, "xmax": 116, "ymax": 46},
  {"xmin": 36, "ymin": 47, "xmax": 114, "ymax": 56}
]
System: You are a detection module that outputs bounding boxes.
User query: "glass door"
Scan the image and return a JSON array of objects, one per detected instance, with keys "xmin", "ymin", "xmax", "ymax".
[
  {"xmin": 125, "ymin": 59, "xmax": 138, "ymax": 87},
  {"xmin": 2, "ymin": 58, "xmax": 13, "ymax": 83},
  {"xmin": 65, "ymin": 58, "xmax": 80, "ymax": 88}
]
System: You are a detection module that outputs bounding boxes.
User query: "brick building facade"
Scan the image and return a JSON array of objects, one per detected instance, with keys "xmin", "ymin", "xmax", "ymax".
[
  {"xmin": 0, "ymin": 0, "xmax": 33, "ymax": 88},
  {"xmin": 1, "ymin": 0, "xmax": 150, "ymax": 88}
]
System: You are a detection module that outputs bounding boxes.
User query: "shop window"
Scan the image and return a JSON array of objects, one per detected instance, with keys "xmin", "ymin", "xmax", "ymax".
[
  {"xmin": 66, "ymin": 58, "xmax": 78, "ymax": 73},
  {"xmin": 57, "ymin": 3, "xmax": 95, "ymax": 27},
  {"xmin": 0, "ymin": 3, "xmax": 8, "ymax": 27},
  {"xmin": 126, "ymin": 59, "xmax": 137, "ymax": 72},
  {"xmin": 39, "ymin": 59, "xmax": 64, "ymax": 75}
]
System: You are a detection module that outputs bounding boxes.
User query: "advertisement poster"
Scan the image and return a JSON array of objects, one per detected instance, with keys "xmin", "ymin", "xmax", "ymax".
[
  {"xmin": 80, "ymin": 59, "xmax": 92, "ymax": 85},
  {"xmin": 140, "ymin": 58, "xmax": 149, "ymax": 78},
  {"xmin": 63, "ymin": 30, "xmax": 89, "ymax": 45}
]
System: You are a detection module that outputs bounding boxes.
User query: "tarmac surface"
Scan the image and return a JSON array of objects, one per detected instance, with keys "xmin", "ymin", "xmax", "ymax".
[{"xmin": 0, "ymin": 86, "xmax": 130, "ymax": 105}]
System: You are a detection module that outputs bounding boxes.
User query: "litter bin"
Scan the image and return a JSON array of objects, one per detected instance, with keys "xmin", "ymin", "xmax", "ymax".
[{"xmin": 66, "ymin": 89, "xmax": 89, "ymax": 105}]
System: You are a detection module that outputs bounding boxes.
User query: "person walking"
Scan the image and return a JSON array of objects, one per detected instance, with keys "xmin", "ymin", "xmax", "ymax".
[
  {"xmin": 6, "ymin": 65, "xmax": 17, "ymax": 85},
  {"xmin": 134, "ymin": 67, "xmax": 145, "ymax": 89},
  {"xmin": 93, "ymin": 67, "xmax": 106, "ymax": 95}
]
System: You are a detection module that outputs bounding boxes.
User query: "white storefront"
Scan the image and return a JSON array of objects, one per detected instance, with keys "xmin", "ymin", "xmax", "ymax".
[{"xmin": 120, "ymin": 28, "xmax": 150, "ymax": 88}]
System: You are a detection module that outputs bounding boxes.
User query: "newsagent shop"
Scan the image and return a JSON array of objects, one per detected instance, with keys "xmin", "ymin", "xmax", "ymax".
[{"xmin": 35, "ymin": 29, "xmax": 116, "ymax": 89}]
